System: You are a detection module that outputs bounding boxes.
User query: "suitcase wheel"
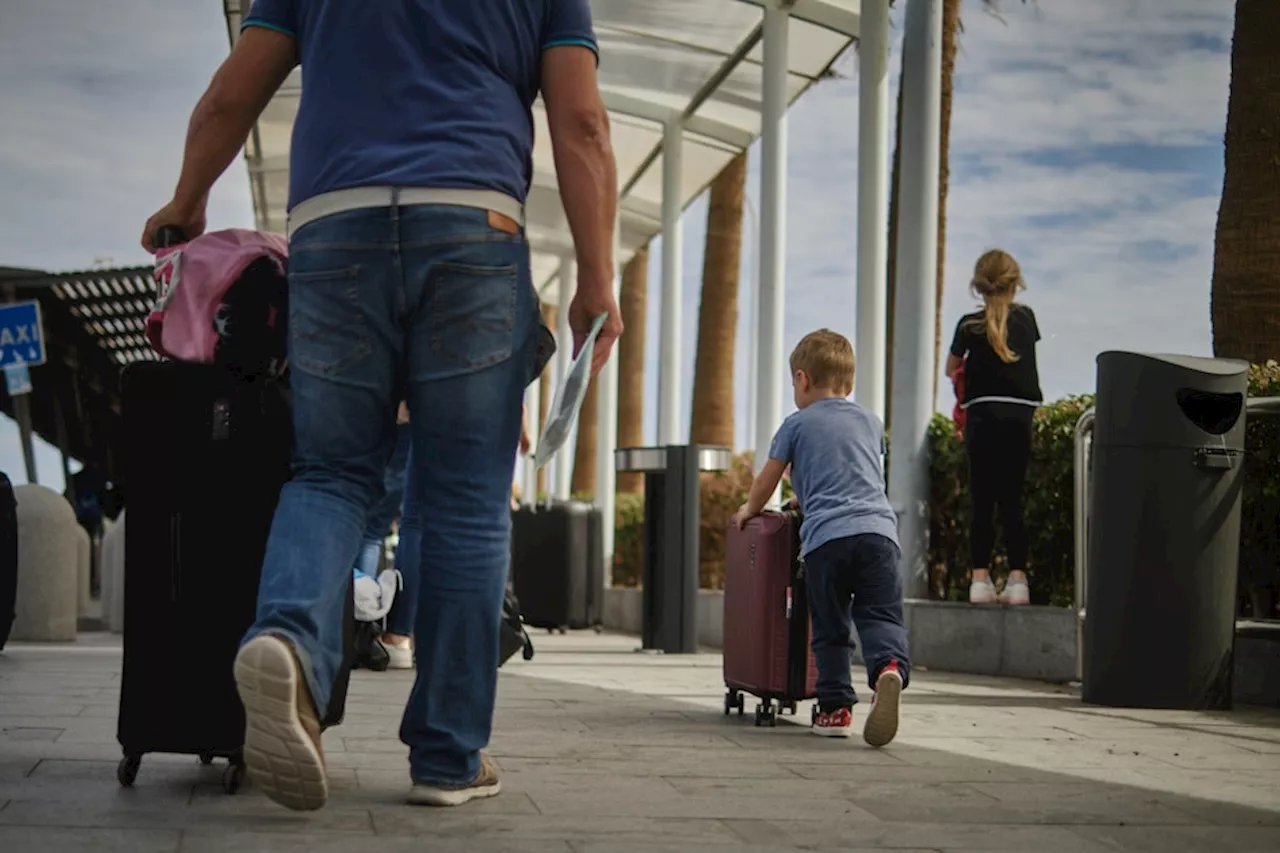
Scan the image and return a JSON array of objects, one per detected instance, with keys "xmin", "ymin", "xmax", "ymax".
[
  {"xmin": 723, "ymin": 689, "xmax": 745, "ymax": 717},
  {"xmin": 199, "ymin": 752, "xmax": 214, "ymax": 766},
  {"xmin": 785, "ymin": 701, "xmax": 797, "ymax": 716},
  {"xmin": 222, "ymin": 753, "xmax": 247, "ymax": 795},
  {"xmin": 811, "ymin": 704, "xmax": 820, "ymax": 725},
  {"xmin": 754, "ymin": 701, "xmax": 777, "ymax": 728},
  {"xmin": 117, "ymin": 754, "xmax": 141, "ymax": 788}
]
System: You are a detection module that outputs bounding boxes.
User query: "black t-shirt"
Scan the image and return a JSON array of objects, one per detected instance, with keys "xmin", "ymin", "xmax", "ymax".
[{"xmin": 950, "ymin": 304, "xmax": 1043, "ymax": 405}]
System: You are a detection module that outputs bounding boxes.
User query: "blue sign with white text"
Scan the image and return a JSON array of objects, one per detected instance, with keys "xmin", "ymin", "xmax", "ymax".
[{"xmin": 0, "ymin": 301, "xmax": 46, "ymax": 368}]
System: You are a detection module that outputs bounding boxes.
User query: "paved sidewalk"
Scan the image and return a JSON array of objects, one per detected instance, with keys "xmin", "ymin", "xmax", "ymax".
[{"xmin": 2, "ymin": 631, "xmax": 1279, "ymax": 852}]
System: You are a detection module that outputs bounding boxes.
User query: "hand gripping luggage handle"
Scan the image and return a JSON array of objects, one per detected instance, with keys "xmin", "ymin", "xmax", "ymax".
[{"xmin": 155, "ymin": 226, "xmax": 185, "ymax": 249}]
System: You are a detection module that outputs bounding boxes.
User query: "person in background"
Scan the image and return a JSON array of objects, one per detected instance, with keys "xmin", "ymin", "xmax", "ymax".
[
  {"xmin": 142, "ymin": 0, "xmax": 621, "ymax": 812},
  {"xmin": 357, "ymin": 402, "xmax": 412, "ymax": 579},
  {"xmin": 381, "ymin": 403, "xmax": 531, "ymax": 670},
  {"xmin": 945, "ymin": 249, "xmax": 1044, "ymax": 606}
]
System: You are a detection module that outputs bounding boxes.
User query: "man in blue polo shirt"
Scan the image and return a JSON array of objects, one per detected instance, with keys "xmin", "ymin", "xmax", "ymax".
[{"xmin": 142, "ymin": 0, "xmax": 621, "ymax": 811}]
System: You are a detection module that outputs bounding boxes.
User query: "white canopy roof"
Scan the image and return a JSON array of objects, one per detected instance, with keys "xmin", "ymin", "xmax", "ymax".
[{"xmin": 221, "ymin": 1, "xmax": 860, "ymax": 294}]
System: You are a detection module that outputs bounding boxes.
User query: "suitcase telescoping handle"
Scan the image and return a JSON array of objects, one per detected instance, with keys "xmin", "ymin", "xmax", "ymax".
[{"xmin": 155, "ymin": 226, "xmax": 185, "ymax": 249}]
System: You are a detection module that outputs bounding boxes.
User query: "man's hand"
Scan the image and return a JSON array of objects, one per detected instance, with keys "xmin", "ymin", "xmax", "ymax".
[
  {"xmin": 569, "ymin": 275, "xmax": 623, "ymax": 377},
  {"xmin": 141, "ymin": 199, "xmax": 207, "ymax": 253}
]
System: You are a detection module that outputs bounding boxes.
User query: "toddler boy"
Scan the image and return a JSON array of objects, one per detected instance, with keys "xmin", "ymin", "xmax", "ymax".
[{"xmin": 734, "ymin": 329, "xmax": 909, "ymax": 745}]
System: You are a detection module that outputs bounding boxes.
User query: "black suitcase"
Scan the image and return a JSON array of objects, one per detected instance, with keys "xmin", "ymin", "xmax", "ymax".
[
  {"xmin": 511, "ymin": 500, "xmax": 603, "ymax": 632},
  {"xmin": 116, "ymin": 362, "xmax": 353, "ymax": 794},
  {"xmin": 0, "ymin": 472, "xmax": 16, "ymax": 650}
]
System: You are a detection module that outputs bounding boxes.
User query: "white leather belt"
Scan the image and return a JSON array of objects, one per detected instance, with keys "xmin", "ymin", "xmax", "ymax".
[{"xmin": 286, "ymin": 186, "xmax": 525, "ymax": 239}]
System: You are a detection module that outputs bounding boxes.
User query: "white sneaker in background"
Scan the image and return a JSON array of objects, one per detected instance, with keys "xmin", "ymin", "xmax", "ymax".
[
  {"xmin": 382, "ymin": 638, "xmax": 414, "ymax": 670},
  {"xmin": 999, "ymin": 579, "xmax": 1031, "ymax": 606},
  {"xmin": 968, "ymin": 579, "xmax": 997, "ymax": 604}
]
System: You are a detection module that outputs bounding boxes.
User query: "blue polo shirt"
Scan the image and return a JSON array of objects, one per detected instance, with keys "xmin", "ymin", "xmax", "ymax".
[{"xmin": 242, "ymin": 0, "xmax": 598, "ymax": 211}]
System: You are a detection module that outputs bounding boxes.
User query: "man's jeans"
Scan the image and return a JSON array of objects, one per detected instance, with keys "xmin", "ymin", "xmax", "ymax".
[
  {"xmin": 245, "ymin": 203, "xmax": 539, "ymax": 788},
  {"xmin": 803, "ymin": 533, "xmax": 911, "ymax": 711},
  {"xmin": 356, "ymin": 421, "xmax": 412, "ymax": 577}
]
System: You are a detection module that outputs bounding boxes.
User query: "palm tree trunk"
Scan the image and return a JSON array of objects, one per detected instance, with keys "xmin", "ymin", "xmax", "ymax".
[
  {"xmin": 537, "ymin": 302, "xmax": 557, "ymax": 497},
  {"xmin": 690, "ymin": 151, "xmax": 747, "ymax": 448},
  {"xmin": 571, "ymin": 377, "xmax": 599, "ymax": 495},
  {"xmin": 617, "ymin": 248, "xmax": 649, "ymax": 494},
  {"xmin": 1211, "ymin": 0, "xmax": 1280, "ymax": 363},
  {"xmin": 934, "ymin": 0, "xmax": 959, "ymax": 407},
  {"xmin": 884, "ymin": 38, "xmax": 907, "ymax": 434}
]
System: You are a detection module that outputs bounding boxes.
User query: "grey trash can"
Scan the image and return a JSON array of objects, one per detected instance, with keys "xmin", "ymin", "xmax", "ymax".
[{"xmin": 1082, "ymin": 352, "xmax": 1249, "ymax": 710}]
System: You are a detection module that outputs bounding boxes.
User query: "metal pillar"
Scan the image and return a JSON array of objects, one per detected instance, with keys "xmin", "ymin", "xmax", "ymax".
[
  {"xmin": 887, "ymin": 0, "xmax": 943, "ymax": 599},
  {"xmin": 855, "ymin": 0, "xmax": 891, "ymax": 421},
  {"xmin": 752, "ymin": 2, "xmax": 790, "ymax": 509},
  {"xmin": 554, "ymin": 258, "xmax": 575, "ymax": 501},
  {"xmin": 657, "ymin": 119, "xmax": 684, "ymax": 446},
  {"xmin": 14, "ymin": 396, "xmax": 37, "ymax": 485},
  {"xmin": 523, "ymin": 363, "xmax": 542, "ymax": 503},
  {"xmin": 594, "ymin": 217, "xmax": 623, "ymax": 584}
]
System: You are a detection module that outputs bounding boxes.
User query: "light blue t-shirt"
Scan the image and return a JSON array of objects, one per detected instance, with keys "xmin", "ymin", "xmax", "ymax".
[
  {"xmin": 242, "ymin": 0, "xmax": 598, "ymax": 211},
  {"xmin": 769, "ymin": 398, "xmax": 899, "ymax": 557}
]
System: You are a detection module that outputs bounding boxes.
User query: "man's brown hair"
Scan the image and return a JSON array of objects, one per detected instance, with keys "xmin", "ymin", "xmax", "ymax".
[{"xmin": 789, "ymin": 328, "xmax": 856, "ymax": 395}]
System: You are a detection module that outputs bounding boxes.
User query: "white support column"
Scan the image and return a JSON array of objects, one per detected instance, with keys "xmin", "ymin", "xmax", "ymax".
[
  {"xmin": 523, "ymin": 364, "xmax": 541, "ymax": 504},
  {"xmin": 855, "ymin": 0, "xmax": 891, "ymax": 421},
  {"xmin": 752, "ymin": 1, "xmax": 790, "ymax": 509},
  {"xmin": 594, "ymin": 215, "xmax": 623, "ymax": 585},
  {"xmin": 554, "ymin": 258, "xmax": 575, "ymax": 501},
  {"xmin": 888, "ymin": 0, "xmax": 943, "ymax": 599},
  {"xmin": 657, "ymin": 119, "xmax": 684, "ymax": 447}
]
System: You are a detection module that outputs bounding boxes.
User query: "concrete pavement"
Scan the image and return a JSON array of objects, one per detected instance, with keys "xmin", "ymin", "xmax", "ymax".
[{"xmin": 2, "ymin": 631, "xmax": 1279, "ymax": 852}]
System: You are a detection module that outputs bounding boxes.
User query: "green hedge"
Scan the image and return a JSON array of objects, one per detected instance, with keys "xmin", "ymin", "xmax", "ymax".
[{"xmin": 611, "ymin": 361, "xmax": 1280, "ymax": 618}]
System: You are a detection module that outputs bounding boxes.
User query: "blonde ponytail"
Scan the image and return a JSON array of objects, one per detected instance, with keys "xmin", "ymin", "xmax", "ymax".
[{"xmin": 968, "ymin": 249, "xmax": 1025, "ymax": 364}]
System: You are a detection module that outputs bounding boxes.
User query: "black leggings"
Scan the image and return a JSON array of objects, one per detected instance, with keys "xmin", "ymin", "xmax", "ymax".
[{"xmin": 965, "ymin": 403, "xmax": 1034, "ymax": 570}]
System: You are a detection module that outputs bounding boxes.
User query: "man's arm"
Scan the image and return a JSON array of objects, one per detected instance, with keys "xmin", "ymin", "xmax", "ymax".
[
  {"xmin": 142, "ymin": 27, "xmax": 297, "ymax": 250},
  {"xmin": 542, "ymin": 46, "xmax": 616, "ymax": 291}
]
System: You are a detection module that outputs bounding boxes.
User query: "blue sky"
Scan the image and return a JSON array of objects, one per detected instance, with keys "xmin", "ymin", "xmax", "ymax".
[{"xmin": 0, "ymin": 0, "xmax": 1235, "ymax": 488}]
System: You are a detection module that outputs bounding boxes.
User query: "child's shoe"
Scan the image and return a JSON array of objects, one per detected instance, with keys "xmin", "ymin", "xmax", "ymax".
[
  {"xmin": 968, "ymin": 579, "xmax": 997, "ymax": 604},
  {"xmin": 863, "ymin": 660, "xmax": 903, "ymax": 748},
  {"xmin": 999, "ymin": 579, "xmax": 1030, "ymax": 606},
  {"xmin": 811, "ymin": 706, "xmax": 854, "ymax": 738}
]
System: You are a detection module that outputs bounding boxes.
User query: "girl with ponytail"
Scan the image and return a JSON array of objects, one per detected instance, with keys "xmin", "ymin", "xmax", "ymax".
[{"xmin": 945, "ymin": 250, "xmax": 1043, "ymax": 606}]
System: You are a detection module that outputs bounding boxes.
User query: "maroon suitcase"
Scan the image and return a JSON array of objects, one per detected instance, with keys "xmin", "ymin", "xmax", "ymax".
[{"xmin": 722, "ymin": 510, "xmax": 819, "ymax": 727}]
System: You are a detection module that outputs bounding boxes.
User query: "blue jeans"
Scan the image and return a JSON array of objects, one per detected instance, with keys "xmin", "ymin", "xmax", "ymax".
[
  {"xmin": 384, "ymin": 449, "xmax": 422, "ymax": 637},
  {"xmin": 804, "ymin": 533, "xmax": 911, "ymax": 711},
  {"xmin": 246, "ymin": 202, "xmax": 539, "ymax": 787},
  {"xmin": 356, "ymin": 421, "xmax": 413, "ymax": 576}
]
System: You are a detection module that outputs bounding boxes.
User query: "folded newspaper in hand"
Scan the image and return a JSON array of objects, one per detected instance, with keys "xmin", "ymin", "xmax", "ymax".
[{"xmin": 533, "ymin": 312, "xmax": 607, "ymax": 470}]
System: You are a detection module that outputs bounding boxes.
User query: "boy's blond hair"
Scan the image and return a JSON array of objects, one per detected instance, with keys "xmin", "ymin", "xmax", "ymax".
[{"xmin": 790, "ymin": 329, "xmax": 855, "ymax": 395}]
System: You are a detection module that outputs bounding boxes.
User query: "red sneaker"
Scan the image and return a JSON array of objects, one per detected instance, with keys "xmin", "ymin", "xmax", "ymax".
[
  {"xmin": 811, "ymin": 706, "xmax": 854, "ymax": 738},
  {"xmin": 864, "ymin": 660, "xmax": 903, "ymax": 748}
]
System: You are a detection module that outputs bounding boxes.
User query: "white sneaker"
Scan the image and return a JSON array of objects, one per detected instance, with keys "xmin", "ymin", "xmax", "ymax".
[
  {"xmin": 999, "ymin": 579, "xmax": 1031, "ymax": 606},
  {"xmin": 382, "ymin": 638, "xmax": 413, "ymax": 670},
  {"xmin": 968, "ymin": 579, "xmax": 997, "ymax": 604}
]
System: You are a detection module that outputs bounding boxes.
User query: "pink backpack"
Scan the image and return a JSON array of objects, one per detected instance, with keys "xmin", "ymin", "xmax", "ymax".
[{"xmin": 148, "ymin": 229, "xmax": 290, "ymax": 375}]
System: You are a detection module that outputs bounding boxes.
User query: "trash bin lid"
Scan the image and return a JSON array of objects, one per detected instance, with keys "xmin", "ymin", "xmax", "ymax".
[{"xmin": 1094, "ymin": 351, "xmax": 1250, "ymax": 449}]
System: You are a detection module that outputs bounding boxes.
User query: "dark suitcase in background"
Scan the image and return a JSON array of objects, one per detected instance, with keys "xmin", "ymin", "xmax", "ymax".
[
  {"xmin": 116, "ymin": 362, "xmax": 353, "ymax": 793},
  {"xmin": 722, "ymin": 510, "xmax": 819, "ymax": 727},
  {"xmin": 0, "ymin": 472, "xmax": 17, "ymax": 651},
  {"xmin": 511, "ymin": 500, "xmax": 603, "ymax": 632}
]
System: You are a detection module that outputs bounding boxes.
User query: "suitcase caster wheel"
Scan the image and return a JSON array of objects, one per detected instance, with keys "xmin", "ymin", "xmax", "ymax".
[
  {"xmin": 786, "ymin": 702, "xmax": 797, "ymax": 716},
  {"xmin": 754, "ymin": 702, "xmax": 775, "ymax": 727},
  {"xmin": 593, "ymin": 625, "xmax": 604, "ymax": 634},
  {"xmin": 222, "ymin": 760, "xmax": 246, "ymax": 795},
  {"xmin": 811, "ymin": 705, "xmax": 820, "ymax": 725},
  {"xmin": 198, "ymin": 752, "xmax": 214, "ymax": 766},
  {"xmin": 117, "ymin": 755, "xmax": 141, "ymax": 788},
  {"xmin": 737, "ymin": 693, "xmax": 746, "ymax": 716},
  {"xmin": 724, "ymin": 689, "xmax": 740, "ymax": 716}
]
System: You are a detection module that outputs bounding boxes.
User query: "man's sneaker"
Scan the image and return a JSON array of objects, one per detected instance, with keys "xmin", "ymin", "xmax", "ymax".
[
  {"xmin": 999, "ymin": 579, "xmax": 1031, "ymax": 606},
  {"xmin": 233, "ymin": 634, "xmax": 328, "ymax": 811},
  {"xmin": 864, "ymin": 660, "xmax": 904, "ymax": 748},
  {"xmin": 382, "ymin": 637, "xmax": 413, "ymax": 670},
  {"xmin": 969, "ymin": 578, "xmax": 997, "ymax": 604},
  {"xmin": 407, "ymin": 753, "xmax": 503, "ymax": 807},
  {"xmin": 811, "ymin": 707, "xmax": 854, "ymax": 738}
]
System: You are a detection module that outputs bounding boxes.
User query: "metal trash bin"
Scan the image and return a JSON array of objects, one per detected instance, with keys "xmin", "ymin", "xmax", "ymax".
[
  {"xmin": 615, "ymin": 445, "xmax": 732, "ymax": 654},
  {"xmin": 1083, "ymin": 352, "xmax": 1249, "ymax": 710}
]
